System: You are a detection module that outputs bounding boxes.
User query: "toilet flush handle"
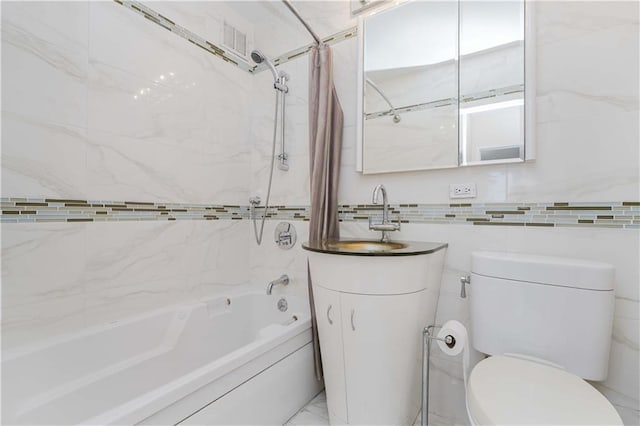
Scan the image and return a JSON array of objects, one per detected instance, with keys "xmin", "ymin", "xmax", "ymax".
[{"xmin": 460, "ymin": 275, "xmax": 471, "ymax": 298}]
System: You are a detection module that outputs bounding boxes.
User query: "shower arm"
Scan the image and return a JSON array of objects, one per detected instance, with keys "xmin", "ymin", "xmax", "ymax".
[
  {"xmin": 366, "ymin": 78, "xmax": 401, "ymax": 123},
  {"xmin": 281, "ymin": 0, "xmax": 323, "ymax": 46}
]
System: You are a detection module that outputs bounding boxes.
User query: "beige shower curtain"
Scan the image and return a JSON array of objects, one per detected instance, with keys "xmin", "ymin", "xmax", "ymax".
[{"xmin": 307, "ymin": 44, "xmax": 344, "ymax": 380}]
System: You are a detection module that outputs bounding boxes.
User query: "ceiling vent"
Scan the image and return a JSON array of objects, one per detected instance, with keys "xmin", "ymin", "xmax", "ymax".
[{"xmin": 223, "ymin": 21, "xmax": 247, "ymax": 57}]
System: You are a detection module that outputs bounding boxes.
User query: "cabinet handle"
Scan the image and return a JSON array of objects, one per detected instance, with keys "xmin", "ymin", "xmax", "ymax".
[
  {"xmin": 350, "ymin": 309, "xmax": 355, "ymax": 331},
  {"xmin": 327, "ymin": 305, "xmax": 333, "ymax": 325}
]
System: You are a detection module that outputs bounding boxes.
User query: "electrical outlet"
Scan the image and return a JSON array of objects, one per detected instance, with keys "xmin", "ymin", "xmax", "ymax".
[{"xmin": 449, "ymin": 183, "xmax": 477, "ymax": 199}]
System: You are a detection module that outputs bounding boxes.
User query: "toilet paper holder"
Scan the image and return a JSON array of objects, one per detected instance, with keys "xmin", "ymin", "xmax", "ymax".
[{"xmin": 421, "ymin": 325, "xmax": 458, "ymax": 426}]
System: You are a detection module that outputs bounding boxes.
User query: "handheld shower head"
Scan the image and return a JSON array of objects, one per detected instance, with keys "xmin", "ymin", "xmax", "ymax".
[{"xmin": 251, "ymin": 49, "xmax": 279, "ymax": 82}]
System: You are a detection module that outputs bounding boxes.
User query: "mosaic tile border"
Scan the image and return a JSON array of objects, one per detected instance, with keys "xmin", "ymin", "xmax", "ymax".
[
  {"xmin": 336, "ymin": 202, "xmax": 640, "ymax": 229},
  {"xmin": 1, "ymin": 198, "xmax": 639, "ymax": 229},
  {"xmin": 0, "ymin": 198, "xmax": 248, "ymax": 223}
]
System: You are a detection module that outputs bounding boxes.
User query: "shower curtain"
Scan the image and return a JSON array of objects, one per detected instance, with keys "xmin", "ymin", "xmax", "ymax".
[{"xmin": 307, "ymin": 44, "xmax": 344, "ymax": 381}]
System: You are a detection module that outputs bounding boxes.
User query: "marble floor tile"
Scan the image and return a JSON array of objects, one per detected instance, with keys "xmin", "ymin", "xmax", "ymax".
[
  {"xmin": 284, "ymin": 392, "xmax": 453, "ymax": 426},
  {"xmin": 284, "ymin": 392, "xmax": 329, "ymax": 426}
]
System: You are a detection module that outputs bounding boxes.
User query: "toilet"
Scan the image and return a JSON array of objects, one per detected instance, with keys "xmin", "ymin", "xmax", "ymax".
[{"xmin": 466, "ymin": 251, "xmax": 623, "ymax": 425}]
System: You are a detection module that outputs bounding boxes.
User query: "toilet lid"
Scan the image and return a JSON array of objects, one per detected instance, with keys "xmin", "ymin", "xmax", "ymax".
[{"xmin": 467, "ymin": 355, "xmax": 622, "ymax": 425}]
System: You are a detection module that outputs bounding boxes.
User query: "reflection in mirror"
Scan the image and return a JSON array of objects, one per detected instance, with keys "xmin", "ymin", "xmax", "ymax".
[
  {"xmin": 362, "ymin": 1, "xmax": 459, "ymax": 174},
  {"xmin": 358, "ymin": 0, "xmax": 532, "ymax": 173},
  {"xmin": 350, "ymin": 0, "xmax": 389, "ymax": 17},
  {"xmin": 459, "ymin": 1, "xmax": 525, "ymax": 165}
]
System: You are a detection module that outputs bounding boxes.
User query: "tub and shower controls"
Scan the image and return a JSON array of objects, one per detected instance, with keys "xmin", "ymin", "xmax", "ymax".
[
  {"xmin": 274, "ymin": 222, "xmax": 297, "ymax": 249},
  {"xmin": 278, "ymin": 298, "xmax": 288, "ymax": 312},
  {"xmin": 267, "ymin": 274, "xmax": 290, "ymax": 295}
]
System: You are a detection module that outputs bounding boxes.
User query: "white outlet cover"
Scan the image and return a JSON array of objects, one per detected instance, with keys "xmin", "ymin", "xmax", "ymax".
[{"xmin": 449, "ymin": 183, "xmax": 477, "ymax": 199}]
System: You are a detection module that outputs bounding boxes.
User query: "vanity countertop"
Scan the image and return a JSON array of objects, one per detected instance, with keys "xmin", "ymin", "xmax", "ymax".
[{"xmin": 302, "ymin": 239, "xmax": 448, "ymax": 257}]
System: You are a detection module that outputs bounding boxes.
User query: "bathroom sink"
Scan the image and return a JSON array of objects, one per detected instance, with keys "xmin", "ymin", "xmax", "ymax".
[
  {"xmin": 325, "ymin": 240, "xmax": 407, "ymax": 252},
  {"xmin": 302, "ymin": 239, "xmax": 446, "ymax": 256}
]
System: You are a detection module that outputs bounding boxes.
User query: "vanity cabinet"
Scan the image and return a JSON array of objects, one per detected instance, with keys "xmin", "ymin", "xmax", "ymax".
[
  {"xmin": 304, "ymin": 240, "xmax": 447, "ymax": 425},
  {"xmin": 313, "ymin": 285, "xmax": 428, "ymax": 425}
]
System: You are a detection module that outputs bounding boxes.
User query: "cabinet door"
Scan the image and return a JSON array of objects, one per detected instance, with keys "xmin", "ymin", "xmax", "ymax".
[
  {"xmin": 312, "ymin": 285, "xmax": 348, "ymax": 424},
  {"xmin": 341, "ymin": 291, "xmax": 427, "ymax": 425}
]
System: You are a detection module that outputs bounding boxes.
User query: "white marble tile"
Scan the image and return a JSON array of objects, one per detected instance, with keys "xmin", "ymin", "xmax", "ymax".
[
  {"xmin": 1, "ymin": 223, "xmax": 87, "ymax": 308},
  {"xmin": 86, "ymin": 59, "xmax": 201, "ymax": 140},
  {"xmin": 1, "ymin": 1, "xmax": 89, "ymax": 51},
  {"xmin": 507, "ymin": 106, "xmax": 639, "ymax": 202},
  {"xmin": 339, "ymin": 160, "xmax": 512, "ymax": 204},
  {"xmin": 602, "ymin": 297, "xmax": 640, "ymax": 407},
  {"xmin": 285, "ymin": 392, "xmax": 329, "ymax": 426},
  {"xmin": 87, "ymin": 3, "xmax": 253, "ymax": 159},
  {"xmin": 1, "ymin": 111, "xmax": 88, "ymax": 198},
  {"xmin": 251, "ymin": 151, "xmax": 311, "ymax": 206},
  {"xmin": 81, "ymin": 221, "xmax": 213, "ymax": 292},
  {"xmin": 78, "ymin": 221, "xmax": 207, "ymax": 327},
  {"xmin": 594, "ymin": 382, "xmax": 640, "ymax": 426},
  {"xmin": 505, "ymin": 3, "xmax": 640, "ymax": 203},
  {"xmin": 193, "ymin": 220, "xmax": 251, "ymax": 291},
  {"xmin": 1, "ymin": 12, "xmax": 88, "ymax": 129},
  {"xmin": 85, "ymin": 128, "xmax": 249, "ymax": 204},
  {"xmin": 427, "ymin": 355, "xmax": 469, "ymax": 426},
  {"xmin": 536, "ymin": 2, "xmax": 640, "ymax": 47},
  {"xmin": 88, "ymin": 1, "xmax": 210, "ymax": 89}
]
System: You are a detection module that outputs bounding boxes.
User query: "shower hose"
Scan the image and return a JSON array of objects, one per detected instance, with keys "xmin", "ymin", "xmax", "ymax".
[{"xmin": 252, "ymin": 89, "xmax": 281, "ymax": 245}]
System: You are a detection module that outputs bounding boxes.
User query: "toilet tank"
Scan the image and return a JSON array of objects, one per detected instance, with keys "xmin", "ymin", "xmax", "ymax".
[{"xmin": 470, "ymin": 251, "xmax": 615, "ymax": 381}]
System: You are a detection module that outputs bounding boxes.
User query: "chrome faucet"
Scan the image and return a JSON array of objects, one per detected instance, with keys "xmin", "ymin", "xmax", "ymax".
[
  {"xmin": 266, "ymin": 274, "xmax": 290, "ymax": 295},
  {"xmin": 369, "ymin": 184, "xmax": 400, "ymax": 242}
]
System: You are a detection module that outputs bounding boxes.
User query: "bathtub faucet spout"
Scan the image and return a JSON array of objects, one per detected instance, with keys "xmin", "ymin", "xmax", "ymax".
[{"xmin": 267, "ymin": 274, "xmax": 290, "ymax": 295}]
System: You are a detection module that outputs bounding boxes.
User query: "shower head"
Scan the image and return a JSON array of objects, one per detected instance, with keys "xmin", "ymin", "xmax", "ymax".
[
  {"xmin": 250, "ymin": 49, "xmax": 266, "ymax": 64},
  {"xmin": 251, "ymin": 49, "xmax": 279, "ymax": 82}
]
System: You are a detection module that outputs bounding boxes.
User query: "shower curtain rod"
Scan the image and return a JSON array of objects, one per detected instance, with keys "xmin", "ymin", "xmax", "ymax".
[
  {"xmin": 281, "ymin": 0, "xmax": 323, "ymax": 46},
  {"xmin": 366, "ymin": 78, "xmax": 401, "ymax": 122}
]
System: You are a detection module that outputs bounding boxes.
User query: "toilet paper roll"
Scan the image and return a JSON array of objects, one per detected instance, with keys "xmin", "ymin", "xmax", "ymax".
[
  {"xmin": 437, "ymin": 320, "xmax": 470, "ymax": 386},
  {"xmin": 436, "ymin": 320, "xmax": 467, "ymax": 356}
]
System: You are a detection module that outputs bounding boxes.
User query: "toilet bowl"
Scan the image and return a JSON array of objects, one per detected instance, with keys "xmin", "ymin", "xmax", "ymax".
[
  {"xmin": 466, "ymin": 251, "xmax": 622, "ymax": 425},
  {"xmin": 466, "ymin": 355, "xmax": 622, "ymax": 425}
]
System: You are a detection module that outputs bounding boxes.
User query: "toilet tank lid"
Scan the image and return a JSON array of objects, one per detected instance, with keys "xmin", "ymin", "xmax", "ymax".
[{"xmin": 471, "ymin": 251, "xmax": 614, "ymax": 291}]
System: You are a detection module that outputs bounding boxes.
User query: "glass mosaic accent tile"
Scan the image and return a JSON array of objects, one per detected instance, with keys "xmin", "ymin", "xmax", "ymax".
[{"xmin": 1, "ymin": 198, "xmax": 638, "ymax": 229}]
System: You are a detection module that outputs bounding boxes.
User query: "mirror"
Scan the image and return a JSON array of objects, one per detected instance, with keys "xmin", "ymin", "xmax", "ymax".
[{"xmin": 357, "ymin": 0, "xmax": 534, "ymax": 174}]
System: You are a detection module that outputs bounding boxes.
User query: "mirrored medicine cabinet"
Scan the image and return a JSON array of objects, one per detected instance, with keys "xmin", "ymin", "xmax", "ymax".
[{"xmin": 355, "ymin": 0, "xmax": 536, "ymax": 174}]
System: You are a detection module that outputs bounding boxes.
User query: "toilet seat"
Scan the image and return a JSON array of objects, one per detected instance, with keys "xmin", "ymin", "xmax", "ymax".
[{"xmin": 467, "ymin": 355, "xmax": 622, "ymax": 425}]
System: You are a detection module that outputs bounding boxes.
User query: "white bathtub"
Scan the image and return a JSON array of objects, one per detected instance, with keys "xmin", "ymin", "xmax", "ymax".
[{"xmin": 2, "ymin": 292, "xmax": 323, "ymax": 425}]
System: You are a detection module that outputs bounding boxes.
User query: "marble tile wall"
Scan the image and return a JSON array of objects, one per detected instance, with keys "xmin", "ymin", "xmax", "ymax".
[
  {"xmin": 1, "ymin": 1, "xmax": 252, "ymax": 349},
  {"xmin": 1, "ymin": 1, "xmax": 638, "ymax": 424},
  {"xmin": 248, "ymin": 1, "xmax": 639, "ymax": 424}
]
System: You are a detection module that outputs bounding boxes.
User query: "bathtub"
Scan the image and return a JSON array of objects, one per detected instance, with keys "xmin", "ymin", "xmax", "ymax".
[{"xmin": 2, "ymin": 292, "xmax": 323, "ymax": 425}]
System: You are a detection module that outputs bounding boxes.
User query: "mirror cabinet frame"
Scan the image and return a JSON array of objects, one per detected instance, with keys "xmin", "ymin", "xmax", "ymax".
[{"xmin": 355, "ymin": 0, "xmax": 536, "ymax": 173}]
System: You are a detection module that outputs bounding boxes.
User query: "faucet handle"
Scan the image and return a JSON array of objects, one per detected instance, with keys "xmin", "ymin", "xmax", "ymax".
[{"xmin": 460, "ymin": 275, "xmax": 471, "ymax": 298}]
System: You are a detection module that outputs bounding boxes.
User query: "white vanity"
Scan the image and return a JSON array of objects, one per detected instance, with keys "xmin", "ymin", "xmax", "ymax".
[{"xmin": 303, "ymin": 240, "xmax": 447, "ymax": 425}]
